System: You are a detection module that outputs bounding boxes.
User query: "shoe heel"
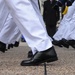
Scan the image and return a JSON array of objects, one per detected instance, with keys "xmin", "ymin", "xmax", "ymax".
[
  {"xmin": 61, "ymin": 39, "xmax": 69, "ymax": 48},
  {"xmin": 47, "ymin": 57, "xmax": 58, "ymax": 63},
  {"xmin": 63, "ymin": 44, "xmax": 69, "ymax": 48}
]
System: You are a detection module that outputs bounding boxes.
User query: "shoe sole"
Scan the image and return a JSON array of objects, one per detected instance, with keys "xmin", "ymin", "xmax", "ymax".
[
  {"xmin": 21, "ymin": 57, "xmax": 58, "ymax": 66},
  {"xmin": 47, "ymin": 56, "xmax": 58, "ymax": 63}
]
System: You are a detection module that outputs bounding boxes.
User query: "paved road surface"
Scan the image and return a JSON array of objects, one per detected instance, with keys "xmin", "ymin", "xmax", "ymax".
[{"xmin": 0, "ymin": 42, "xmax": 75, "ymax": 75}]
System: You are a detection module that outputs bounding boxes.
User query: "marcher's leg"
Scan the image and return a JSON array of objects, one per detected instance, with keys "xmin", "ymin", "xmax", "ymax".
[
  {"xmin": 0, "ymin": 0, "xmax": 9, "ymax": 32},
  {"xmin": 5, "ymin": 0, "xmax": 52, "ymax": 52},
  {"xmin": 0, "ymin": 14, "xmax": 16, "ymax": 44},
  {"xmin": 5, "ymin": 0, "xmax": 58, "ymax": 66},
  {"xmin": 28, "ymin": 0, "xmax": 53, "ymax": 56},
  {"xmin": 53, "ymin": 2, "xmax": 75, "ymax": 48}
]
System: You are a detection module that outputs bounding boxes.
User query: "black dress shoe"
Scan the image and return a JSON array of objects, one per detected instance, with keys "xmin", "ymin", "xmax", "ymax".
[
  {"xmin": 61, "ymin": 38, "xmax": 69, "ymax": 48},
  {"xmin": 10, "ymin": 44, "xmax": 13, "ymax": 48},
  {"xmin": 8, "ymin": 44, "xmax": 13, "ymax": 49},
  {"xmin": 20, "ymin": 46, "xmax": 58, "ymax": 66},
  {"xmin": 14, "ymin": 41, "xmax": 19, "ymax": 47},
  {"xmin": 52, "ymin": 39, "xmax": 63, "ymax": 47},
  {"xmin": 28, "ymin": 50, "xmax": 34, "ymax": 58},
  {"xmin": 0, "ymin": 41, "xmax": 6, "ymax": 53},
  {"xmin": 70, "ymin": 44, "xmax": 75, "ymax": 49},
  {"xmin": 68, "ymin": 40, "xmax": 75, "ymax": 48}
]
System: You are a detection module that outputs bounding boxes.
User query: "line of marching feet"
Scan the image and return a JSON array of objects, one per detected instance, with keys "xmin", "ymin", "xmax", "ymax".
[
  {"xmin": 0, "ymin": 41, "xmax": 58, "ymax": 66},
  {"xmin": 1, "ymin": 38, "xmax": 75, "ymax": 66},
  {"xmin": 0, "ymin": 41, "xmax": 19, "ymax": 53},
  {"xmin": 52, "ymin": 38, "xmax": 75, "ymax": 48}
]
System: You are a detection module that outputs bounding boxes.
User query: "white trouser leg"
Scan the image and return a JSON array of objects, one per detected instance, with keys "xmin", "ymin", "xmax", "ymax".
[
  {"xmin": 30, "ymin": 0, "xmax": 46, "ymax": 29},
  {"xmin": 0, "ymin": 0, "xmax": 19, "ymax": 44},
  {"xmin": 0, "ymin": 14, "xmax": 17, "ymax": 44},
  {"xmin": 8, "ymin": 27, "xmax": 21, "ymax": 44},
  {"xmin": 0, "ymin": 0, "xmax": 21, "ymax": 46},
  {"xmin": 15, "ymin": 33, "xmax": 21, "ymax": 42},
  {"xmin": 0, "ymin": 0, "xmax": 9, "ymax": 32},
  {"xmin": 53, "ymin": 2, "xmax": 75, "ymax": 40},
  {"xmin": 4, "ymin": 0, "xmax": 52, "ymax": 52},
  {"xmin": 64, "ymin": 12, "xmax": 75, "ymax": 40},
  {"xmin": 30, "ymin": 0, "xmax": 53, "ymax": 53},
  {"xmin": 69, "ymin": 29, "xmax": 75, "ymax": 40}
]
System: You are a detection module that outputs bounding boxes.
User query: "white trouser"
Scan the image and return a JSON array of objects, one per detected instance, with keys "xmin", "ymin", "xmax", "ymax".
[
  {"xmin": 30, "ymin": 0, "xmax": 52, "ymax": 54},
  {"xmin": 0, "ymin": 13, "xmax": 21, "ymax": 44},
  {"xmin": 4, "ymin": 0, "xmax": 52, "ymax": 54},
  {"xmin": 64, "ymin": 12, "xmax": 75, "ymax": 40},
  {"xmin": 15, "ymin": 33, "xmax": 21, "ymax": 42},
  {"xmin": 0, "ymin": 0, "xmax": 21, "ymax": 44},
  {"xmin": 0, "ymin": 0, "xmax": 9, "ymax": 32},
  {"xmin": 8, "ymin": 25, "xmax": 21, "ymax": 44},
  {"xmin": 53, "ymin": 1, "xmax": 75, "ymax": 41}
]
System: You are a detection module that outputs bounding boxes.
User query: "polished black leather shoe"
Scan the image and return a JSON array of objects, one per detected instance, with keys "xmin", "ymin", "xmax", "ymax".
[
  {"xmin": 0, "ymin": 41, "xmax": 6, "ymax": 53},
  {"xmin": 68, "ymin": 40, "xmax": 75, "ymax": 48},
  {"xmin": 20, "ymin": 46, "xmax": 58, "ymax": 66},
  {"xmin": 10, "ymin": 44, "xmax": 13, "ymax": 48},
  {"xmin": 28, "ymin": 50, "xmax": 34, "ymax": 58},
  {"xmin": 70, "ymin": 44, "xmax": 75, "ymax": 49},
  {"xmin": 8, "ymin": 44, "xmax": 13, "ymax": 49},
  {"xmin": 61, "ymin": 38, "xmax": 69, "ymax": 48},
  {"xmin": 14, "ymin": 41, "xmax": 19, "ymax": 47},
  {"xmin": 52, "ymin": 39, "xmax": 63, "ymax": 47}
]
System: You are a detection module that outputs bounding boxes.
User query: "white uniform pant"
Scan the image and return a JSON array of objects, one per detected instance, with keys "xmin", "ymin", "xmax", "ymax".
[
  {"xmin": 0, "ymin": 0, "xmax": 9, "ymax": 32},
  {"xmin": 64, "ymin": 12, "xmax": 75, "ymax": 40},
  {"xmin": 53, "ymin": 1, "xmax": 75, "ymax": 41},
  {"xmin": 0, "ymin": 13, "xmax": 21, "ymax": 44},
  {"xmin": 4, "ymin": 0, "xmax": 52, "ymax": 54},
  {"xmin": 0, "ymin": 0, "xmax": 21, "ymax": 45}
]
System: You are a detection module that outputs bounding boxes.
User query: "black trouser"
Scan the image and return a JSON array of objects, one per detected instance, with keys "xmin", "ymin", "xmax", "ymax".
[{"xmin": 46, "ymin": 25, "xmax": 56, "ymax": 37}]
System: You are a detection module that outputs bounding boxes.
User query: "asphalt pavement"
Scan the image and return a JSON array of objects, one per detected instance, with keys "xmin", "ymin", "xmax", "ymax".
[{"xmin": 0, "ymin": 42, "xmax": 75, "ymax": 75}]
